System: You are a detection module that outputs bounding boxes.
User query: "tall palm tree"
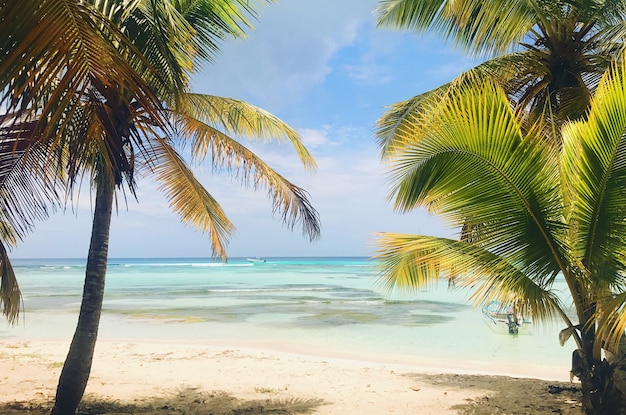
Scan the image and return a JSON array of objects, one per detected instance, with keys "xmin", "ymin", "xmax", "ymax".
[
  {"xmin": 1, "ymin": 1, "xmax": 319, "ymax": 414},
  {"xmin": 374, "ymin": 0, "xmax": 624, "ymax": 156},
  {"xmin": 375, "ymin": 61, "xmax": 626, "ymax": 414}
]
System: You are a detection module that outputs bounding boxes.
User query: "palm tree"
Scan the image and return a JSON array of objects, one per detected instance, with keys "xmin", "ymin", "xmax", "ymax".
[
  {"xmin": 375, "ymin": 61, "xmax": 626, "ymax": 414},
  {"xmin": 2, "ymin": 1, "xmax": 319, "ymax": 414},
  {"xmin": 374, "ymin": 0, "xmax": 624, "ymax": 156},
  {"xmin": 374, "ymin": 3, "xmax": 626, "ymax": 403}
]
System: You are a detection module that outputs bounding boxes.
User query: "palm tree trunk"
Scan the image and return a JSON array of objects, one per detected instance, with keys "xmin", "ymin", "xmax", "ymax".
[
  {"xmin": 51, "ymin": 178, "xmax": 115, "ymax": 415},
  {"xmin": 577, "ymin": 330, "xmax": 626, "ymax": 415},
  {"xmin": 597, "ymin": 337, "xmax": 626, "ymax": 415}
]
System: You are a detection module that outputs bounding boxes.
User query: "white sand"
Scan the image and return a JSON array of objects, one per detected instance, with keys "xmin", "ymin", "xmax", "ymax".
[{"xmin": 0, "ymin": 336, "xmax": 581, "ymax": 414}]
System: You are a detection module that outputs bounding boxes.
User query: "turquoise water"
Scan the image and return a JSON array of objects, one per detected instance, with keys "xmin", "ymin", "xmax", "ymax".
[{"xmin": 4, "ymin": 256, "xmax": 575, "ymax": 378}]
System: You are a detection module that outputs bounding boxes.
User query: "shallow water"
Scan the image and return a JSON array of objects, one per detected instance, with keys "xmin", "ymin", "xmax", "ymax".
[{"xmin": 4, "ymin": 257, "xmax": 575, "ymax": 376}]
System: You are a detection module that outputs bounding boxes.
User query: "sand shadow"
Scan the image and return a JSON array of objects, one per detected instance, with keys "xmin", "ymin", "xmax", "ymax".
[
  {"xmin": 0, "ymin": 387, "xmax": 325, "ymax": 415},
  {"xmin": 407, "ymin": 373, "xmax": 582, "ymax": 415}
]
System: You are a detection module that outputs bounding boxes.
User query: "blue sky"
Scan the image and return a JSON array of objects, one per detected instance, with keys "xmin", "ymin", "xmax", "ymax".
[{"xmin": 13, "ymin": 0, "xmax": 479, "ymax": 259}]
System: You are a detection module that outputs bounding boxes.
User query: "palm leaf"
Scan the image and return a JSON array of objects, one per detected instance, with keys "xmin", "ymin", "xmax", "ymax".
[
  {"xmin": 595, "ymin": 291, "xmax": 626, "ymax": 353},
  {"xmin": 0, "ymin": 115, "xmax": 63, "ymax": 324},
  {"xmin": 374, "ymin": 233, "xmax": 568, "ymax": 325},
  {"xmin": 176, "ymin": 94, "xmax": 317, "ymax": 171},
  {"xmin": 376, "ymin": 87, "xmax": 447, "ymax": 160},
  {"xmin": 172, "ymin": 0, "xmax": 267, "ymax": 63},
  {"xmin": 0, "ymin": 239, "xmax": 20, "ymax": 323},
  {"xmin": 561, "ymin": 59, "xmax": 626, "ymax": 286},
  {"xmin": 124, "ymin": 0, "xmax": 270, "ymax": 97},
  {"xmin": 375, "ymin": 0, "xmax": 537, "ymax": 57},
  {"xmin": 171, "ymin": 111, "xmax": 321, "ymax": 241},
  {"xmin": 383, "ymin": 79, "xmax": 571, "ymax": 290},
  {"xmin": 0, "ymin": 0, "xmax": 165, "ymax": 139},
  {"xmin": 376, "ymin": 56, "xmax": 532, "ymax": 159},
  {"xmin": 142, "ymin": 138, "xmax": 233, "ymax": 259}
]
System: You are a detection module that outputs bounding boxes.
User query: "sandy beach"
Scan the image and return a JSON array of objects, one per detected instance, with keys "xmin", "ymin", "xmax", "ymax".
[{"xmin": 0, "ymin": 337, "xmax": 582, "ymax": 414}]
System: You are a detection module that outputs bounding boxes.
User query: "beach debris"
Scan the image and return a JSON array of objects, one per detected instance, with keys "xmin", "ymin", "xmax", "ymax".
[{"xmin": 548, "ymin": 384, "xmax": 579, "ymax": 394}]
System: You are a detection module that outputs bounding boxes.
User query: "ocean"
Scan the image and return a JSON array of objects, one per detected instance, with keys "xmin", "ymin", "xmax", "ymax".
[{"xmin": 3, "ymin": 256, "xmax": 574, "ymax": 378}]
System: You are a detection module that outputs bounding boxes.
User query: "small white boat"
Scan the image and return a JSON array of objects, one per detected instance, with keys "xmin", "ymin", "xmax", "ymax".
[
  {"xmin": 482, "ymin": 301, "xmax": 531, "ymax": 335},
  {"xmin": 246, "ymin": 257, "xmax": 266, "ymax": 263}
]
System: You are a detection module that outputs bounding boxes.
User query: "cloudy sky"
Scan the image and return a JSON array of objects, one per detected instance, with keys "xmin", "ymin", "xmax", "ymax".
[{"xmin": 13, "ymin": 0, "xmax": 479, "ymax": 259}]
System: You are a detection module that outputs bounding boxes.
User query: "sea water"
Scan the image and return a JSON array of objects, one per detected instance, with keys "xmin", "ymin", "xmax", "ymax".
[{"xmin": 2, "ymin": 257, "xmax": 575, "ymax": 377}]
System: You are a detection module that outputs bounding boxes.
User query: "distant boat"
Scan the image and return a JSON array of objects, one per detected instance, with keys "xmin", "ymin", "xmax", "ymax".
[
  {"xmin": 246, "ymin": 257, "xmax": 266, "ymax": 263},
  {"xmin": 482, "ymin": 301, "xmax": 531, "ymax": 335}
]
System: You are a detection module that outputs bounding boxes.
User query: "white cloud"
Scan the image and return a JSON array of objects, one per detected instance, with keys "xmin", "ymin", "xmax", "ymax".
[
  {"xmin": 193, "ymin": 0, "xmax": 378, "ymax": 110},
  {"xmin": 342, "ymin": 61, "xmax": 393, "ymax": 86},
  {"xmin": 299, "ymin": 127, "xmax": 330, "ymax": 148}
]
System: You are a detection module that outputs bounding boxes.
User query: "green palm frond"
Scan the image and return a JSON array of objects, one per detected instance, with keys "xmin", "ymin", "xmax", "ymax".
[
  {"xmin": 388, "ymin": 80, "xmax": 558, "ymax": 218},
  {"xmin": 375, "ymin": 0, "xmax": 619, "ymax": 131},
  {"xmin": 375, "ymin": 0, "xmax": 537, "ymax": 57},
  {"xmin": 177, "ymin": 93, "xmax": 317, "ymax": 171},
  {"xmin": 144, "ymin": 138, "xmax": 233, "ymax": 259},
  {"xmin": 561, "ymin": 60, "xmax": 626, "ymax": 285},
  {"xmin": 374, "ymin": 233, "xmax": 567, "ymax": 324},
  {"xmin": 596, "ymin": 291, "xmax": 626, "ymax": 353},
  {"xmin": 376, "ymin": 56, "xmax": 533, "ymax": 160},
  {"xmin": 376, "ymin": 87, "xmax": 448, "ymax": 160},
  {"xmin": 172, "ymin": 111, "xmax": 321, "ymax": 241},
  {"xmin": 381, "ymin": 79, "xmax": 571, "ymax": 300},
  {"xmin": 0, "ymin": 117, "xmax": 64, "ymax": 237},
  {"xmin": 598, "ymin": 20, "xmax": 626, "ymax": 54},
  {"xmin": 172, "ymin": 0, "xmax": 267, "ymax": 63},
  {"xmin": 0, "ymin": 116, "xmax": 63, "ymax": 324},
  {"xmin": 124, "ymin": 0, "xmax": 270, "ymax": 97}
]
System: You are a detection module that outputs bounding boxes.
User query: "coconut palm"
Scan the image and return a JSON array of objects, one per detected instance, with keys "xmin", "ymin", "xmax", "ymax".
[
  {"xmin": 1, "ymin": 1, "xmax": 319, "ymax": 414},
  {"xmin": 374, "ymin": 0, "xmax": 624, "ymax": 156},
  {"xmin": 375, "ymin": 61, "xmax": 626, "ymax": 413}
]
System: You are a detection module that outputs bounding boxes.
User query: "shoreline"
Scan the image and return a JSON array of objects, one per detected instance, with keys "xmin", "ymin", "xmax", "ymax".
[{"xmin": 3, "ymin": 311, "xmax": 575, "ymax": 380}]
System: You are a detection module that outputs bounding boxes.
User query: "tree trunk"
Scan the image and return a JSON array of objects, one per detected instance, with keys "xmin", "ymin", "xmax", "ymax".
[
  {"xmin": 50, "ymin": 178, "xmax": 115, "ymax": 415},
  {"xmin": 596, "ymin": 337, "xmax": 626, "ymax": 415},
  {"xmin": 577, "ymin": 336, "xmax": 626, "ymax": 415}
]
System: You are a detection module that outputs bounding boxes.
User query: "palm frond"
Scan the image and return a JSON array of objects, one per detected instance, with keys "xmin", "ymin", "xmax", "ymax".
[
  {"xmin": 375, "ymin": 0, "xmax": 537, "ymax": 57},
  {"xmin": 0, "ymin": 114, "xmax": 64, "ymax": 239},
  {"xmin": 0, "ymin": 0, "xmax": 165, "ymax": 138},
  {"xmin": 376, "ymin": 55, "xmax": 532, "ymax": 160},
  {"xmin": 127, "ymin": 0, "xmax": 195, "ymax": 94},
  {"xmin": 171, "ymin": 111, "xmax": 321, "ymax": 241},
  {"xmin": 376, "ymin": 87, "xmax": 448, "ymax": 160},
  {"xmin": 143, "ymin": 139, "xmax": 233, "ymax": 259},
  {"xmin": 0, "ymin": 239, "xmax": 20, "ymax": 324},
  {"xmin": 123, "ymin": 0, "xmax": 271, "ymax": 97},
  {"xmin": 176, "ymin": 93, "xmax": 317, "ymax": 171},
  {"xmin": 172, "ymin": 0, "xmax": 267, "ymax": 63},
  {"xmin": 374, "ymin": 233, "xmax": 567, "ymax": 324},
  {"xmin": 560, "ymin": 59, "xmax": 626, "ymax": 285},
  {"xmin": 595, "ymin": 291, "xmax": 626, "ymax": 353},
  {"xmin": 384, "ymin": 79, "xmax": 570, "ymax": 286}
]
